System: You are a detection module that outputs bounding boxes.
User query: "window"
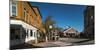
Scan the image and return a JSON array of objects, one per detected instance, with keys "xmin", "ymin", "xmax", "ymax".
[
  {"xmin": 10, "ymin": 28, "xmax": 20, "ymax": 40},
  {"xmin": 29, "ymin": 16, "xmax": 31, "ymax": 23},
  {"xmin": 24, "ymin": 9, "xmax": 27, "ymax": 21},
  {"xmin": 12, "ymin": 5, "xmax": 16, "ymax": 16},
  {"xmin": 34, "ymin": 32, "xmax": 37, "ymax": 37},
  {"xmin": 10, "ymin": 1, "xmax": 17, "ymax": 17},
  {"xmin": 30, "ymin": 30, "xmax": 33, "ymax": 36},
  {"xmin": 91, "ymin": 16, "xmax": 93, "ymax": 19},
  {"xmin": 34, "ymin": 16, "xmax": 37, "ymax": 26},
  {"xmin": 26, "ymin": 29, "xmax": 28, "ymax": 38}
]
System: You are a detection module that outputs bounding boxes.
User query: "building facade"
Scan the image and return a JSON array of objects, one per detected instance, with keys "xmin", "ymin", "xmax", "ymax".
[
  {"xmin": 63, "ymin": 27, "xmax": 80, "ymax": 38},
  {"xmin": 84, "ymin": 6, "xmax": 94, "ymax": 39},
  {"xmin": 10, "ymin": 1, "xmax": 44, "ymax": 46}
]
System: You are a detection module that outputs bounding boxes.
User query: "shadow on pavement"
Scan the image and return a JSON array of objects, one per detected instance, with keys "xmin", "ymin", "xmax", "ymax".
[
  {"xmin": 10, "ymin": 43, "xmax": 42, "ymax": 50},
  {"xmin": 72, "ymin": 39, "xmax": 94, "ymax": 43}
]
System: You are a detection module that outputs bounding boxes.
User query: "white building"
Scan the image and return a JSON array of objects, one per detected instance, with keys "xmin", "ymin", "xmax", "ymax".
[{"xmin": 63, "ymin": 27, "xmax": 80, "ymax": 37}]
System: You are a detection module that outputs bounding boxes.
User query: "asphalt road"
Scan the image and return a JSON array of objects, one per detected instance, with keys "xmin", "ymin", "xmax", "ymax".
[
  {"xmin": 10, "ymin": 38, "xmax": 94, "ymax": 50},
  {"xmin": 59, "ymin": 38, "xmax": 94, "ymax": 45}
]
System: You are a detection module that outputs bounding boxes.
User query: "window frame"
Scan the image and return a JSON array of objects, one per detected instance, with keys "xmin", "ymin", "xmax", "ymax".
[
  {"xmin": 10, "ymin": 1, "xmax": 17, "ymax": 17},
  {"xmin": 24, "ymin": 9, "xmax": 27, "ymax": 21}
]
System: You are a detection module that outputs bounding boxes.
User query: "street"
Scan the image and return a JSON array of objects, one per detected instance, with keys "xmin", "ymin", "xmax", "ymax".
[
  {"xmin": 10, "ymin": 37, "xmax": 94, "ymax": 50},
  {"xmin": 59, "ymin": 38, "xmax": 94, "ymax": 45},
  {"xmin": 32, "ymin": 38, "xmax": 94, "ymax": 47}
]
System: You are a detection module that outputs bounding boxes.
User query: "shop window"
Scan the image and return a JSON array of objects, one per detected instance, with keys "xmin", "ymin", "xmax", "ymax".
[
  {"xmin": 10, "ymin": 28, "xmax": 20, "ymax": 40},
  {"xmin": 30, "ymin": 30, "xmax": 33, "ymax": 36}
]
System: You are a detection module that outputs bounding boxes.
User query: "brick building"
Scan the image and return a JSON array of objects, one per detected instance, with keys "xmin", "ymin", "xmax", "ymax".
[
  {"xmin": 10, "ymin": 0, "xmax": 45, "ymax": 46},
  {"xmin": 84, "ymin": 6, "xmax": 94, "ymax": 39}
]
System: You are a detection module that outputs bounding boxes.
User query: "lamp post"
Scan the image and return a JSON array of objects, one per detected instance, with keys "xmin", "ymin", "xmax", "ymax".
[
  {"xmin": 49, "ymin": 25, "xmax": 52, "ymax": 40},
  {"xmin": 45, "ymin": 25, "xmax": 52, "ymax": 42},
  {"xmin": 49, "ymin": 25, "xmax": 53, "ymax": 29}
]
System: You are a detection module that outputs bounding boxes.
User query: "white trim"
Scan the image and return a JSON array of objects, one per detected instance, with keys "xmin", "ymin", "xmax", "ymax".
[
  {"xmin": 63, "ymin": 27, "xmax": 73, "ymax": 33},
  {"xmin": 63, "ymin": 27, "xmax": 78, "ymax": 34},
  {"xmin": 10, "ymin": 19, "xmax": 37, "ymax": 30}
]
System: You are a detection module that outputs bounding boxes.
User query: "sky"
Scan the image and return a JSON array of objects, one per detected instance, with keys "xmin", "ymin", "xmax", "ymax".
[{"xmin": 30, "ymin": 2, "xmax": 87, "ymax": 32}]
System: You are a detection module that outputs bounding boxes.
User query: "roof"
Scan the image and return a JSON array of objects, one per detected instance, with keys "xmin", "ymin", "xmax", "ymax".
[
  {"xmin": 63, "ymin": 27, "xmax": 78, "ymax": 33},
  {"xmin": 27, "ymin": 2, "xmax": 42, "ymax": 18}
]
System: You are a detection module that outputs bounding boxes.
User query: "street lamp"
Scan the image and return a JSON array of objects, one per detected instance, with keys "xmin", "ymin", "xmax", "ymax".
[
  {"xmin": 45, "ymin": 25, "xmax": 52, "ymax": 42},
  {"xmin": 49, "ymin": 25, "xmax": 53, "ymax": 29},
  {"xmin": 49, "ymin": 25, "xmax": 52, "ymax": 40}
]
